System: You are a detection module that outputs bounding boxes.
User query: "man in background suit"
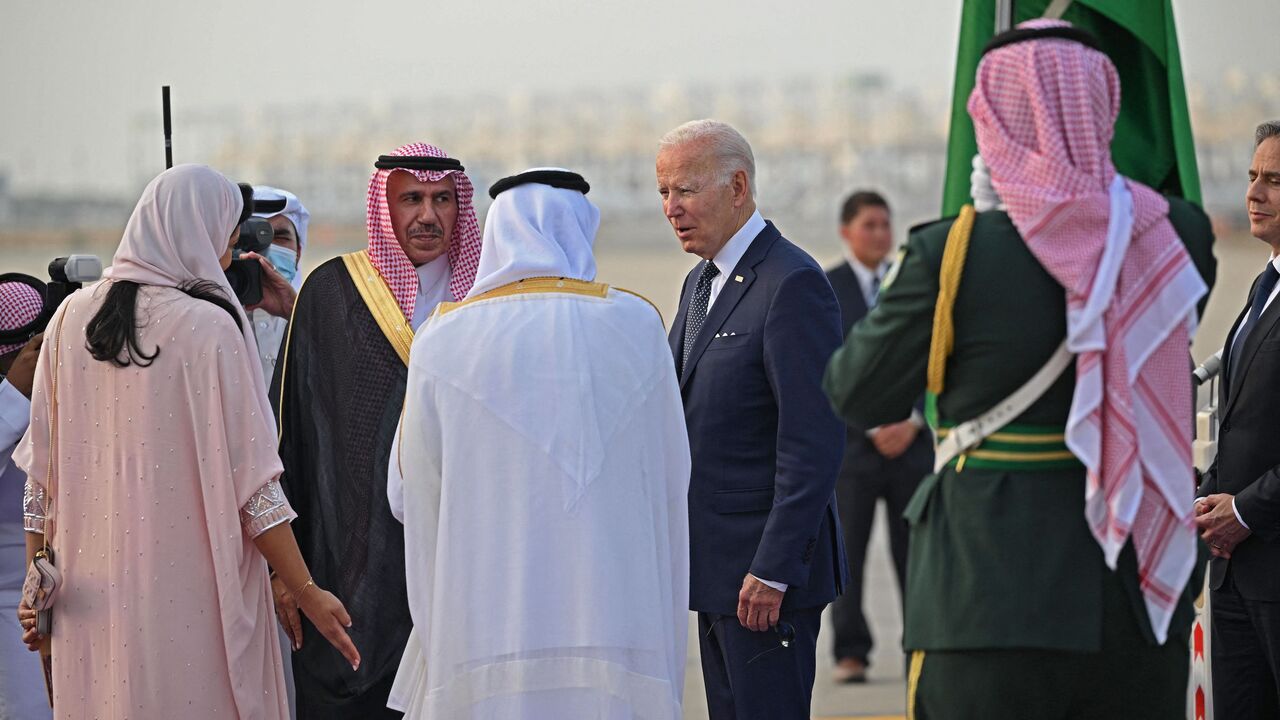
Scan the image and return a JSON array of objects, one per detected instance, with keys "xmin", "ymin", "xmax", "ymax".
[
  {"xmin": 824, "ymin": 191, "xmax": 932, "ymax": 683},
  {"xmin": 1197, "ymin": 119, "xmax": 1280, "ymax": 717},
  {"xmin": 657, "ymin": 119, "xmax": 847, "ymax": 720}
]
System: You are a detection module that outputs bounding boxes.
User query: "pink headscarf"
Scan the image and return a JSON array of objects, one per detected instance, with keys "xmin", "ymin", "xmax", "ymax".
[
  {"xmin": 969, "ymin": 20, "xmax": 1207, "ymax": 642},
  {"xmin": 365, "ymin": 142, "xmax": 483, "ymax": 321},
  {"xmin": 0, "ymin": 281, "xmax": 43, "ymax": 355},
  {"xmin": 103, "ymin": 164, "xmax": 274, "ymax": 424}
]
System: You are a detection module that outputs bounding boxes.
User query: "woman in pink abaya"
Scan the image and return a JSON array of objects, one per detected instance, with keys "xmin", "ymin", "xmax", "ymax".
[{"xmin": 12, "ymin": 164, "xmax": 360, "ymax": 719}]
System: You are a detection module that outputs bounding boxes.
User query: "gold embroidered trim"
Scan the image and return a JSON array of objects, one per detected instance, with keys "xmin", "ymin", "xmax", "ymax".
[
  {"xmin": 435, "ymin": 277, "xmax": 610, "ymax": 317},
  {"xmin": 615, "ymin": 287, "xmax": 664, "ymax": 326},
  {"xmin": 967, "ymin": 449, "xmax": 1078, "ymax": 462},
  {"xmin": 341, "ymin": 250, "xmax": 414, "ymax": 367}
]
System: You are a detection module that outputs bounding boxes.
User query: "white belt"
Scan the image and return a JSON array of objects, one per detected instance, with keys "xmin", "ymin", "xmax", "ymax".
[{"xmin": 934, "ymin": 341, "xmax": 1074, "ymax": 473}]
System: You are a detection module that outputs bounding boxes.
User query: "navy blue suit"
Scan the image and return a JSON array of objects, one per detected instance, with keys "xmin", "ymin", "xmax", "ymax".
[{"xmin": 671, "ymin": 220, "xmax": 847, "ymax": 719}]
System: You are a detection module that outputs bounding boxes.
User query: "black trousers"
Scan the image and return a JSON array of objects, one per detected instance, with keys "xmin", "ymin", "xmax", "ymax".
[
  {"xmin": 830, "ymin": 448, "xmax": 924, "ymax": 663},
  {"xmin": 697, "ymin": 606, "xmax": 823, "ymax": 720},
  {"xmin": 1211, "ymin": 571, "xmax": 1280, "ymax": 719}
]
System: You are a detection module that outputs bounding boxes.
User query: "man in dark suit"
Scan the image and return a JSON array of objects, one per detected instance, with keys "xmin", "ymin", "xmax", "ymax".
[
  {"xmin": 657, "ymin": 119, "xmax": 847, "ymax": 720},
  {"xmin": 824, "ymin": 191, "xmax": 932, "ymax": 684},
  {"xmin": 1197, "ymin": 119, "xmax": 1280, "ymax": 718}
]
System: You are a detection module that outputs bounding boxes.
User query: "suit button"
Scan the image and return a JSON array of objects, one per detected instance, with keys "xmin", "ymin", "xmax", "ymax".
[{"xmin": 1220, "ymin": 421, "xmax": 1231, "ymax": 433}]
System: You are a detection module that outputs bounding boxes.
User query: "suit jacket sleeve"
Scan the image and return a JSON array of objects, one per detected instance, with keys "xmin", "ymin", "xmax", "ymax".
[
  {"xmin": 823, "ymin": 233, "xmax": 939, "ymax": 429},
  {"xmin": 749, "ymin": 266, "xmax": 845, "ymax": 587},
  {"xmin": 1233, "ymin": 467, "xmax": 1280, "ymax": 540}
]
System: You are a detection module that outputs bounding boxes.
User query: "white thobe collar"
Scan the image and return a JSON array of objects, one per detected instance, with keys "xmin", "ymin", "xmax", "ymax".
[{"xmin": 410, "ymin": 255, "xmax": 452, "ymax": 330}]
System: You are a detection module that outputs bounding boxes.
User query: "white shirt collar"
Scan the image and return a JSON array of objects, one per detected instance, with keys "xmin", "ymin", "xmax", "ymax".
[
  {"xmin": 410, "ymin": 255, "xmax": 452, "ymax": 330},
  {"xmin": 846, "ymin": 255, "xmax": 888, "ymax": 298},
  {"xmin": 712, "ymin": 210, "xmax": 766, "ymax": 279}
]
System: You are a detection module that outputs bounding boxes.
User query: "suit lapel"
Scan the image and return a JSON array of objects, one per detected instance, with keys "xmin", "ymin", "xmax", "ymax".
[
  {"xmin": 678, "ymin": 223, "xmax": 780, "ymax": 390},
  {"xmin": 1225, "ymin": 292, "xmax": 1280, "ymax": 419},
  {"xmin": 842, "ymin": 269, "xmax": 869, "ymax": 325},
  {"xmin": 669, "ymin": 268, "xmax": 697, "ymax": 367},
  {"xmin": 1220, "ymin": 304, "xmax": 1248, "ymax": 415}
]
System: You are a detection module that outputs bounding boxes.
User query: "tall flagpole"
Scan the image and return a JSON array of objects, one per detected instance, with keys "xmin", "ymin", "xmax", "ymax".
[{"xmin": 995, "ymin": 0, "xmax": 1014, "ymax": 32}]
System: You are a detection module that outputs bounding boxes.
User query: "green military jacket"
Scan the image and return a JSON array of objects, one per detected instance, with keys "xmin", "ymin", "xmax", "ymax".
[{"xmin": 823, "ymin": 200, "xmax": 1215, "ymax": 652}]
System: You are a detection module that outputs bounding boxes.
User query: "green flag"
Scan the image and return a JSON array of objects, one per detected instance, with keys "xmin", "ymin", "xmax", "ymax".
[{"xmin": 940, "ymin": 0, "xmax": 1201, "ymax": 216}]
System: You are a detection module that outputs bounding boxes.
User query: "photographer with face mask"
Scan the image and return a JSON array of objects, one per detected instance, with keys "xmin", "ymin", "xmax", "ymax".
[{"xmin": 238, "ymin": 186, "xmax": 310, "ymax": 384}]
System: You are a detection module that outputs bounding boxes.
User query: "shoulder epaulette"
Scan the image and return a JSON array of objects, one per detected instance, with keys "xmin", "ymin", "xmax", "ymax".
[{"xmin": 908, "ymin": 214, "xmax": 960, "ymax": 236}]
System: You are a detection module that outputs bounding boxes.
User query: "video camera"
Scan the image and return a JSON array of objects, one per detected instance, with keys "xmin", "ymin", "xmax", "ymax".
[
  {"xmin": 0, "ymin": 255, "xmax": 105, "ymax": 352},
  {"xmin": 222, "ymin": 184, "xmax": 287, "ymax": 307}
]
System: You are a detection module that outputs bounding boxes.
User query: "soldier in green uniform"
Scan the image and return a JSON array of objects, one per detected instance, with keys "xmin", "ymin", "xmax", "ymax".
[{"xmin": 823, "ymin": 21, "xmax": 1216, "ymax": 719}]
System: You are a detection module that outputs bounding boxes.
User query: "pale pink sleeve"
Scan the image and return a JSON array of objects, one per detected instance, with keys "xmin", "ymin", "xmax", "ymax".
[
  {"xmin": 14, "ymin": 306, "xmax": 61, "ymax": 534},
  {"xmin": 238, "ymin": 478, "xmax": 296, "ymax": 538}
]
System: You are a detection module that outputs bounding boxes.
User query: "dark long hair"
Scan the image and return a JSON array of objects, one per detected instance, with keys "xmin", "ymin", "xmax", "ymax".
[{"xmin": 86, "ymin": 279, "xmax": 243, "ymax": 368}]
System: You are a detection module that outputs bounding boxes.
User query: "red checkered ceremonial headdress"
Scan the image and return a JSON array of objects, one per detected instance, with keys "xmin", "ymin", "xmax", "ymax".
[
  {"xmin": 0, "ymin": 281, "xmax": 44, "ymax": 356},
  {"xmin": 366, "ymin": 142, "xmax": 482, "ymax": 321},
  {"xmin": 968, "ymin": 20, "xmax": 1208, "ymax": 643}
]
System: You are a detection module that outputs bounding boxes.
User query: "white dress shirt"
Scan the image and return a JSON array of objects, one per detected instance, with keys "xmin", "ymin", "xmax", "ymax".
[
  {"xmin": 706, "ymin": 211, "xmax": 766, "ymax": 310},
  {"xmin": 1228, "ymin": 255, "xmax": 1280, "ymax": 531},
  {"xmin": 410, "ymin": 255, "xmax": 453, "ymax": 331},
  {"xmin": 846, "ymin": 255, "xmax": 889, "ymax": 309}
]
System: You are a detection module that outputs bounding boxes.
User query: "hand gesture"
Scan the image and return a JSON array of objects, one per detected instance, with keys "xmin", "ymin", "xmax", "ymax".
[
  {"xmin": 272, "ymin": 574, "xmax": 303, "ymax": 651},
  {"xmin": 737, "ymin": 574, "xmax": 784, "ymax": 632},
  {"xmin": 1195, "ymin": 494, "xmax": 1252, "ymax": 559},
  {"xmin": 17, "ymin": 601, "xmax": 43, "ymax": 652},
  {"xmin": 871, "ymin": 419, "xmax": 919, "ymax": 460},
  {"xmin": 295, "ymin": 582, "xmax": 361, "ymax": 671},
  {"xmin": 241, "ymin": 251, "xmax": 297, "ymax": 319},
  {"xmin": 6, "ymin": 333, "xmax": 43, "ymax": 399}
]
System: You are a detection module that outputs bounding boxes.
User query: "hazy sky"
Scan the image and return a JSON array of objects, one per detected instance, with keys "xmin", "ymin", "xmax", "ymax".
[{"xmin": 0, "ymin": 0, "xmax": 1270, "ymax": 196}]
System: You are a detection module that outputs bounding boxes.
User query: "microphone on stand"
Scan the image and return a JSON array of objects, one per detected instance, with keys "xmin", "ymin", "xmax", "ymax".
[{"xmin": 1193, "ymin": 351, "xmax": 1223, "ymax": 387}]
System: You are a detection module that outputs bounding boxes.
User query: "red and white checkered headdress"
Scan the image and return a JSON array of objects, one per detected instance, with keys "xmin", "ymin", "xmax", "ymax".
[
  {"xmin": 0, "ymin": 281, "xmax": 44, "ymax": 356},
  {"xmin": 968, "ymin": 20, "xmax": 1207, "ymax": 643},
  {"xmin": 366, "ymin": 142, "xmax": 482, "ymax": 321}
]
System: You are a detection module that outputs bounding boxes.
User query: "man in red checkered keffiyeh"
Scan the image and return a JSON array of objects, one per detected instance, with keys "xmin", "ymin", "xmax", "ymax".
[
  {"xmin": 0, "ymin": 280, "xmax": 43, "ymax": 357},
  {"xmin": 366, "ymin": 142, "xmax": 482, "ymax": 323},
  {"xmin": 271, "ymin": 142, "xmax": 482, "ymax": 719},
  {"xmin": 969, "ymin": 19, "xmax": 1208, "ymax": 644}
]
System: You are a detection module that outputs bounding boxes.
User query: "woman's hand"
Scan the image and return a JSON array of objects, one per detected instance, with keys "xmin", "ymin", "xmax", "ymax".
[
  {"xmin": 242, "ymin": 251, "xmax": 297, "ymax": 319},
  {"xmin": 295, "ymin": 583, "xmax": 360, "ymax": 671},
  {"xmin": 17, "ymin": 602, "xmax": 43, "ymax": 652},
  {"xmin": 271, "ymin": 574, "xmax": 304, "ymax": 651}
]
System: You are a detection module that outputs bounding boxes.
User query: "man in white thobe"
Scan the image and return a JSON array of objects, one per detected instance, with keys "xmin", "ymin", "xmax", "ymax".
[{"xmin": 387, "ymin": 168, "xmax": 691, "ymax": 720}]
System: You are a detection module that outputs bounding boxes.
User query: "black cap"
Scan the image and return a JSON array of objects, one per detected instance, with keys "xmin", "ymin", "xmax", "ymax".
[{"xmin": 488, "ymin": 170, "xmax": 591, "ymax": 199}]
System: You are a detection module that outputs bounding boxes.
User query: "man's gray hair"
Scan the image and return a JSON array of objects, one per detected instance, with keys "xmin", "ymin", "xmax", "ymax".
[
  {"xmin": 659, "ymin": 119, "xmax": 756, "ymax": 196},
  {"xmin": 1257, "ymin": 120, "xmax": 1280, "ymax": 147}
]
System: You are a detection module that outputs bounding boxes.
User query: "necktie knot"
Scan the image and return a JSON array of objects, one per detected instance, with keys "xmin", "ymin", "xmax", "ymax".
[{"xmin": 699, "ymin": 261, "xmax": 721, "ymax": 285}]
